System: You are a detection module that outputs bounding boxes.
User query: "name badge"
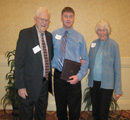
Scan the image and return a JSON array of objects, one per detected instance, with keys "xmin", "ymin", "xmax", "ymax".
[
  {"xmin": 91, "ymin": 43, "xmax": 96, "ymax": 48},
  {"xmin": 32, "ymin": 45, "xmax": 41, "ymax": 54},
  {"xmin": 55, "ymin": 34, "xmax": 62, "ymax": 40}
]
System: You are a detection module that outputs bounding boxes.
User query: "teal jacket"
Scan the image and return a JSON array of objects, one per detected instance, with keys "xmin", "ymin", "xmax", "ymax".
[{"xmin": 88, "ymin": 37, "xmax": 121, "ymax": 95}]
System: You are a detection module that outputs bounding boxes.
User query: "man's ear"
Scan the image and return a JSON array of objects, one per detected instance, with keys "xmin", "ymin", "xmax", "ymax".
[
  {"xmin": 34, "ymin": 16, "xmax": 36, "ymax": 23},
  {"xmin": 61, "ymin": 16, "xmax": 63, "ymax": 22}
]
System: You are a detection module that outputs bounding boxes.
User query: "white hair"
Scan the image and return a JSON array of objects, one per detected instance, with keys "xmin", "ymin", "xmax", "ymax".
[
  {"xmin": 35, "ymin": 7, "xmax": 51, "ymax": 18},
  {"xmin": 95, "ymin": 19, "xmax": 111, "ymax": 35}
]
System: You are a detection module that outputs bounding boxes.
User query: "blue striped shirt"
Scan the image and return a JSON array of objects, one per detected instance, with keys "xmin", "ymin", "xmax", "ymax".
[{"xmin": 52, "ymin": 27, "xmax": 89, "ymax": 80}]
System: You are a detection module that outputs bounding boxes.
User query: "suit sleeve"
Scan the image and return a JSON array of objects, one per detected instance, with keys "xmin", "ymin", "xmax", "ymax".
[{"xmin": 15, "ymin": 30, "xmax": 27, "ymax": 89}]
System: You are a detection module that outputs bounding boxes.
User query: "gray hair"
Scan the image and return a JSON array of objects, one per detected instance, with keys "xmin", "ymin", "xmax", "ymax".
[
  {"xmin": 35, "ymin": 7, "xmax": 51, "ymax": 18},
  {"xmin": 95, "ymin": 20, "xmax": 111, "ymax": 35}
]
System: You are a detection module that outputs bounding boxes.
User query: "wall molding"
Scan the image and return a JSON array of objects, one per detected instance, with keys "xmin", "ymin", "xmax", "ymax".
[
  {"xmin": 1, "ymin": 56, "xmax": 130, "ymax": 68},
  {"xmin": 117, "ymin": 100, "xmax": 130, "ymax": 110},
  {"xmin": 121, "ymin": 57, "xmax": 130, "ymax": 68},
  {"xmin": 0, "ymin": 56, "xmax": 130, "ymax": 110},
  {"xmin": 0, "ymin": 56, "xmax": 8, "ymax": 67}
]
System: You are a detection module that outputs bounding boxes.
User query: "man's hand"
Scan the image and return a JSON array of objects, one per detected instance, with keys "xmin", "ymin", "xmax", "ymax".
[
  {"xmin": 67, "ymin": 75, "xmax": 79, "ymax": 84},
  {"xmin": 80, "ymin": 59, "xmax": 86, "ymax": 65},
  {"xmin": 18, "ymin": 88, "xmax": 28, "ymax": 99}
]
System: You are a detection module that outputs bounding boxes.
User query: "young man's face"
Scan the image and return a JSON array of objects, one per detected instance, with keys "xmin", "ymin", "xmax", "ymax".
[{"xmin": 61, "ymin": 12, "xmax": 74, "ymax": 30}]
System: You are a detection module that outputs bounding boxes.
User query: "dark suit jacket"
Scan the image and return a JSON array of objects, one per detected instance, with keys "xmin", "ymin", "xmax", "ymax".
[{"xmin": 15, "ymin": 25, "xmax": 53, "ymax": 101}]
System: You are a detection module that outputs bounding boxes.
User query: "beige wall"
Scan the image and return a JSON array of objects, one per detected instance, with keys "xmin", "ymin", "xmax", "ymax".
[
  {"xmin": 0, "ymin": 0, "xmax": 130, "ymax": 56},
  {"xmin": 0, "ymin": 0, "xmax": 130, "ymax": 110}
]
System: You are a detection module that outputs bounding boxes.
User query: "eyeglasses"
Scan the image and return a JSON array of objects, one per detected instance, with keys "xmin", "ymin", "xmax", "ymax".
[
  {"xmin": 98, "ymin": 29, "xmax": 107, "ymax": 32},
  {"xmin": 37, "ymin": 17, "xmax": 49, "ymax": 23}
]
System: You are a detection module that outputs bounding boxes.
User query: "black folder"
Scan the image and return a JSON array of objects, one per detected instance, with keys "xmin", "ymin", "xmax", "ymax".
[{"xmin": 60, "ymin": 59, "xmax": 81, "ymax": 80}]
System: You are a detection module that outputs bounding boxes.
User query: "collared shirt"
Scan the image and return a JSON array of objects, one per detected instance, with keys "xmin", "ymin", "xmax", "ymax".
[
  {"xmin": 35, "ymin": 26, "xmax": 49, "ymax": 77},
  {"xmin": 52, "ymin": 27, "xmax": 89, "ymax": 80},
  {"xmin": 93, "ymin": 41, "xmax": 105, "ymax": 81}
]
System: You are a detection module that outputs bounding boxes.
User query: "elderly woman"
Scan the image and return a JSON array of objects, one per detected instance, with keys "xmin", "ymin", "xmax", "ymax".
[{"xmin": 88, "ymin": 20, "xmax": 122, "ymax": 120}]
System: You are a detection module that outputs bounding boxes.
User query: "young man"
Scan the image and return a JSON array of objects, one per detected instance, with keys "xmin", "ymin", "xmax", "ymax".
[
  {"xmin": 52, "ymin": 7, "xmax": 89, "ymax": 120},
  {"xmin": 15, "ymin": 7, "xmax": 53, "ymax": 120}
]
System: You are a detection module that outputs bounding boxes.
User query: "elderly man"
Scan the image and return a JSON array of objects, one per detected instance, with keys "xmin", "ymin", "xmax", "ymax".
[{"xmin": 15, "ymin": 7, "xmax": 53, "ymax": 120}]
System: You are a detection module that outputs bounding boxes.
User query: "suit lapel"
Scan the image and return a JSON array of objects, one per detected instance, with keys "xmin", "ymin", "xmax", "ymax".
[
  {"xmin": 45, "ymin": 31, "xmax": 51, "ymax": 61},
  {"xmin": 45, "ymin": 31, "xmax": 49, "ymax": 49},
  {"xmin": 32, "ymin": 26, "xmax": 42, "ymax": 64},
  {"xmin": 45, "ymin": 31, "xmax": 53, "ymax": 71}
]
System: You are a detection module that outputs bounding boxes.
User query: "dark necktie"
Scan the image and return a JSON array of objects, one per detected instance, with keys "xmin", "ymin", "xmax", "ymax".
[
  {"xmin": 58, "ymin": 31, "xmax": 68, "ymax": 71},
  {"xmin": 41, "ymin": 33, "xmax": 49, "ymax": 79}
]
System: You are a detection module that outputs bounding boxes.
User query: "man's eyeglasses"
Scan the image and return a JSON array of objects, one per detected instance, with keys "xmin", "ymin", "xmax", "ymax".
[{"xmin": 37, "ymin": 17, "xmax": 49, "ymax": 23}]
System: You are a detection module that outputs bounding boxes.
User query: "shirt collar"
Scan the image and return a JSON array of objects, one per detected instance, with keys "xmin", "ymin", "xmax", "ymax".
[
  {"xmin": 98, "ymin": 36, "xmax": 109, "ymax": 47},
  {"xmin": 98, "ymin": 36, "xmax": 109, "ymax": 42},
  {"xmin": 35, "ymin": 25, "xmax": 45, "ymax": 35},
  {"xmin": 61, "ymin": 27, "xmax": 73, "ymax": 34}
]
